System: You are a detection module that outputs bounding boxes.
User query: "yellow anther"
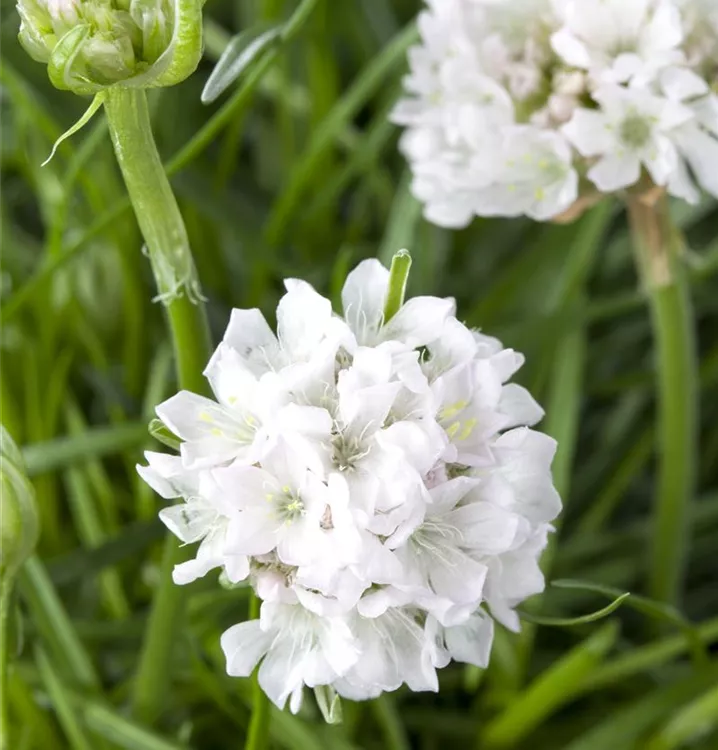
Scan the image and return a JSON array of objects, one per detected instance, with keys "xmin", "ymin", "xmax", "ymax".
[
  {"xmin": 446, "ymin": 421, "xmax": 461, "ymax": 439},
  {"xmin": 457, "ymin": 418, "xmax": 477, "ymax": 442},
  {"xmin": 210, "ymin": 428, "xmax": 224, "ymax": 437},
  {"xmin": 440, "ymin": 400, "xmax": 468, "ymax": 420},
  {"xmin": 199, "ymin": 411, "xmax": 214, "ymax": 423}
]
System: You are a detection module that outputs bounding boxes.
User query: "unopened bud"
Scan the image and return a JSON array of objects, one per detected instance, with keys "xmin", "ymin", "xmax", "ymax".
[{"xmin": 16, "ymin": 0, "xmax": 202, "ymax": 94}]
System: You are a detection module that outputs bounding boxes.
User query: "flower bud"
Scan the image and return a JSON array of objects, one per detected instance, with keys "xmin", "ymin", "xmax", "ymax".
[
  {"xmin": 0, "ymin": 427, "xmax": 39, "ymax": 581},
  {"xmin": 16, "ymin": 0, "xmax": 202, "ymax": 94}
]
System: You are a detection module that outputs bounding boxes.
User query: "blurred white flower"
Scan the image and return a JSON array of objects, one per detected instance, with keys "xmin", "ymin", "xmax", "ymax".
[
  {"xmin": 138, "ymin": 257, "xmax": 559, "ymax": 712},
  {"xmin": 563, "ymin": 85, "xmax": 693, "ymax": 192},
  {"xmin": 551, "ymin": 0, "xmax": 684, "ymax": 85},
  {"xmin": 393, "ymin": 0, "xmax": 718, "ymax": 225}
]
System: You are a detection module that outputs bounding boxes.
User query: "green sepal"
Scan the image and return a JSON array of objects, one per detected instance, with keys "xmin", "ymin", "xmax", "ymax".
[
  {"xmin": 47, "ymin": 24, "xmax": 94, "ymax": 94},
  {"xmin": 145, "ymin": 0, "xmax": 203, "ymax": 88},
  {"xmin": 148, "ymin": 418, "xmax": 182, "ymax": 451},
  {"xmin": 314, "ymin": 685, "xmax": 343, "ymax": 725},
  {"xmin": 41, "ymin": 92, "xmax": 105, "ymax": 166}
]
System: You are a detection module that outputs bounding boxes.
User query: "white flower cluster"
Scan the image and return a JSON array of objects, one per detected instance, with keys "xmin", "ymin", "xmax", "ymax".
[
  {"xmin": 138, "ymin": 256, "xmax": 560, "ymax": 713},
  {"xmin": 392, "ymin": 0, "xmax": 718, "ymax": 228}
]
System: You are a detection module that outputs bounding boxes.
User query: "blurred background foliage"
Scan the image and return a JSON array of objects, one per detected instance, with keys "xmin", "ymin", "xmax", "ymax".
[{"xmin": 1, "ymin": 0, "xmax": 718, "ymax": 748}]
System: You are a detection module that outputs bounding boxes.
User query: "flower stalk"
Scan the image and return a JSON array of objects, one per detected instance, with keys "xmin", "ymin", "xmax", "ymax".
[
  {"xmin": 244, "ymin": 592, "xmax": 269, "ymax": 750},
  {"xmin": 103, "ymin": 87, "xmax": 211, "ymax": 723},
  {"xmin": 627, "ymin": 193, "xmax": 698, "ymax": 607}
]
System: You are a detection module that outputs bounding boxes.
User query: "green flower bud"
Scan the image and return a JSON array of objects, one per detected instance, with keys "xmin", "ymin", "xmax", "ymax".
[
  {"xmin": 16, "ymin": 0, "xmax": 202, "ymax": 94},
  {"xmin": 0, "ymin": 427, "xmax": 39, "ymax": 582}
]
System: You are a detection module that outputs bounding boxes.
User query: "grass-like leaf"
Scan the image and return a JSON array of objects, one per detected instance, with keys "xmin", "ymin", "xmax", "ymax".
[{"xmin": 201, "ymin": 27, "xmax": 281, "ymax": 104}]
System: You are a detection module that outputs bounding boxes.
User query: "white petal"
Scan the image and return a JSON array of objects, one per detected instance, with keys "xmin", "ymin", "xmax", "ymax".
[
  {"xmin": 588, "ymin": 153, "xmax": 641, "ymax": 192},
  {"xmin": 550, "ymin": 28, "xmax": 591, "ymax": 68},
  {"xmin": 675, "ymin": 125, "xmax": 718, "ymax": 198},
  {"xmin": 499, "ymin": 383, "xmax": 544, "ymax": 428},
  {"xmin": 660, "ymin": 67, "xmax": 708, "ymax": 102},
  {"xmin": 172, "ymin": 557, "xmax": 219, "ymax": 585},
  {"xmin": 224, "ymin": 553, "xmax": 250, "ymax": 584},
  {"xmin": 221, "ymin": 620, "xmax": 273, "ymax": 677},
  {"xmin": 136, "ymin": 452, "xmax": 194, "ymax": 499},
  {"xmin": 384, "ymin": 296, "xmax": 456, "ymax": 349},
  {"xmin": 277, "ymin": 280, "xmax": 333, "ymax": 360},
  {"xmin": 227, "ymin": 509, "xmax": 278, "ymax": 556},
  {"xmin": 341, "ymin": 259, "xmax": 390, "ymax": 340},
  {"xmin": 159, "ymin": 503, "xmax": 215, "ymax": 544},
  {"xmin": 258, "ymin": 638, "xmax": 307, "ymax": 709},
  {"xmin": 423, "ymin": 196, "xmax": 475, "ymax": 229},
  {"xmin": 562, "ymin": 109, "xmax": 613, "ymax": 156},
  {"xmin": 668, "ymin": 156, "xmax": 700, "ymax": 204},
  {"xmin": 642, "ymin": 135, "xmax": 678, "ymax": 186},
  {"xmin": 379, "ymin": 421, "xmax": 445, "ymax": 476},
  {"xmin": 220, "ymin": 308, "xmax": 280, "ymax": 373},
  {"xmin": 444, "ymin": 611, "xmax": 495, "ymax": 668},
  {"xmin": 429, "ymin": 550, "xmax": 488, "ymax": 605},
  {"xmin": 448, "ymin": 502, "xmax": 520, "ymax": 554}
]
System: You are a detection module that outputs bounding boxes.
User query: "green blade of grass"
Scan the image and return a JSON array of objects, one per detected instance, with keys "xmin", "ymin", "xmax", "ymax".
[
  {"xmin": 564, "ymin": 665, "xmax": 718, "ymax": 750},
  {"xmin": 22, "ymin": 423, "xmax": 146, "ymax": 478},
  {"xmin": 35, "ymin": 648, "xmax": 94, "ymax": 750},
  {"xmin": 264, "ymin": 20, "xmax": 418, "ymax": 245},
  {"xmin": 481, "ymin": 622, "xmax": 619, "ymax": 747}
]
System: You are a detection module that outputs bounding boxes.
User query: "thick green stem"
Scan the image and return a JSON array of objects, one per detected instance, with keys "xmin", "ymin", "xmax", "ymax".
[
  {"xmin": 627, "ymin": 195, "xmax": 698, "ymax": 607},
  {"xmin": 104, "ymin": 88, "xmax": 212, "ymax": 724},
  {"xmin": 245, "ymin": 593, "xmax": 269, "ymax": 750}
]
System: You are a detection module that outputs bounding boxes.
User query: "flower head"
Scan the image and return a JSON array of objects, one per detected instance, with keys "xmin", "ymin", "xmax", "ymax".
[
  {"xmin": 393, "ymin": 0, "xmax": 718, "ymax": 227},
  {"xmin": 16, "ymin": 0, "xmax": 202, "ymax": 93},
  {"xmin": 138, "ymin": 254, "xmax": 560, "ymax": 712}
]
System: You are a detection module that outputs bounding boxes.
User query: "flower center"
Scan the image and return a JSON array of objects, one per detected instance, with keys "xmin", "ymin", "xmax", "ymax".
[
  {"xmin": 619, "ymin": 114, "xmax": 652, "ymax": 148},
  {"xmin": 330, "ymin": 431, "xmax": 371, "ymax": 472},
  {"xmin": 270, "ymin": 486, "xmax": 305, "ymax": 524}
]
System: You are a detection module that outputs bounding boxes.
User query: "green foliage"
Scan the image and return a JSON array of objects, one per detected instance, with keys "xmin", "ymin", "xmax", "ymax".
[{"xmin": 1, "ymin": 1, "xmax": 718, "ymax": 749}]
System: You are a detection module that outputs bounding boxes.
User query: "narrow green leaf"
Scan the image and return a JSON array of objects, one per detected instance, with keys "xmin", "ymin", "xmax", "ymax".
[
  {"xmin": 80, "ymin": 700, "xmax": 188, "ymax": 750},
  {"xmin": 482, "ymin": 622, "xmax": 619, "ymax": 747},
  {"xmin": 35, "ymin": 648, "xmax": 94, "ymax": 750},
  {"xmin": 646, "ymin": 682, "xmax": 718, "ymax": 750},
  {"xmin": 48, "ymin": 520, "xmax": 163, "ymax": 585},
  {"xmin": 518, "ymin": 592, "xmax": 630, "ymax": 627},
  {"xmin": 201, "ymin": 27, "xmax": 281, "ymax": 104},
  {"xmin": 580, "ymin": 616, "xmax": 718, "ymax": 694},
  {"xmin": 265, "ymin": 20, "xmax": 418, "ymax": 245},
  {"xmin": 553, "ymin": 579, "xmax": 707, "ymax": 667},
  {"xmin": 22, "ymin": 423, "xmax": 147, "ymax": 477},
  {"xmin": 18, "ymin": 557, "xmax": 99, "ymax": 690},
  {"xmin": 565, "ymin": 665, "xmax": 718, "ymax": 750},
  {"xmin": 371, "ymin": 695, "xmax": 410, "ymax": 750}
]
